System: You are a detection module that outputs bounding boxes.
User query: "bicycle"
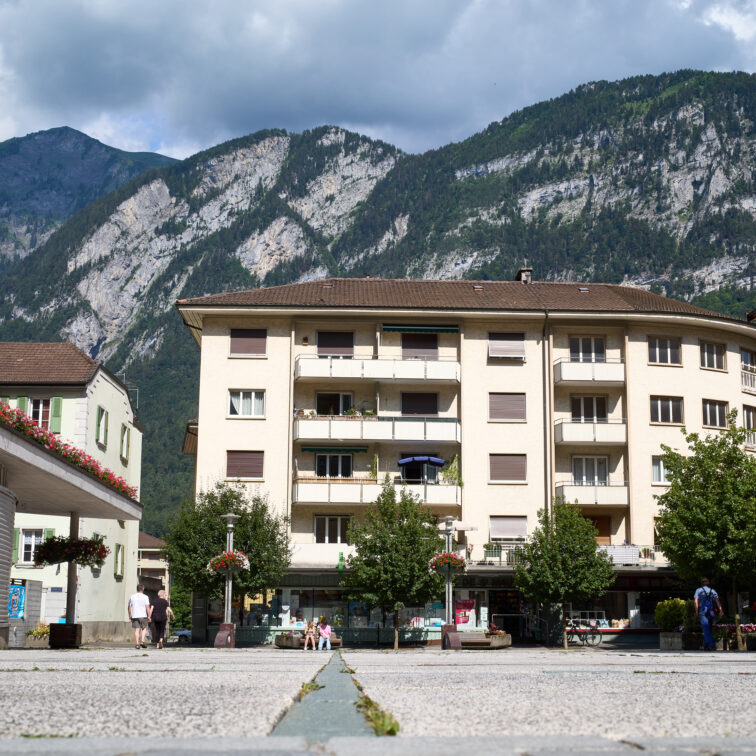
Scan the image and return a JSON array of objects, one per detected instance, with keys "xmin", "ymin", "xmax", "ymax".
[{"xmin": 565, "ymin": 618, "xmax": 602, "ymax": 646}]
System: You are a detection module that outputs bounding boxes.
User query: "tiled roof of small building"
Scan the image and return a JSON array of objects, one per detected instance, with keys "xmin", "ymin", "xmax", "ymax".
[
  {"xmin": 177, "ymin": 278, "xmax": 736, "ymax": 320},
  {"xmin": 0, "ymin": 342, "xmax": 100, "ymax": 385},
  {"xmin": 138, "ymin": 531, "xmax": 166, "ymax": 549}
]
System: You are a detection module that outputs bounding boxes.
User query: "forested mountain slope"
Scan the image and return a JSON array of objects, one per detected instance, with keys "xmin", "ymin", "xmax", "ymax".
[{"xmin": 2, "ymin": 70, "xmax": 755, "ymax": 534}]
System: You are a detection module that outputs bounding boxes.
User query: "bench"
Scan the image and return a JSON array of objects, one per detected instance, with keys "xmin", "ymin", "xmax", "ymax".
[
  {"xmin": 442, "ymin": 626, "xmax": 512, "ymax": 650},
  {"xmin": 274, "ymin": 632, "xmax": 342, "ymax": 649}
]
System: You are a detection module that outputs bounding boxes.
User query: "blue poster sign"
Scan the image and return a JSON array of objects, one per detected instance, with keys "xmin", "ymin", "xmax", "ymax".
[{"xmin": 8, "ymin": 584, "xmax": 25, "ymax": 619}]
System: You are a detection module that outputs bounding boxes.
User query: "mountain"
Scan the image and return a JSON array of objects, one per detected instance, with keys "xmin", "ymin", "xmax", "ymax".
[
  {"xmin": 2, "ymin": 69, "xmax": 756, "ymax": 535},
  {"xmin": 0, "ymin": 126, "xmax": 177, "ymax": 261}
]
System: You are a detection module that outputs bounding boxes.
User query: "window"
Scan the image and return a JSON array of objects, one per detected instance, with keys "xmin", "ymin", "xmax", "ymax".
[
  {"xmin": 316, "ymin": 393, "xmax": 352, "ymax": 416},
  {"xmin": 317, "ymin": 331, "xmax": 353, "ymax": 358},
  {"xmin": 652, "ymin": 456, "xmax": 670, "ymax": 484},
  {"xmin": 650, "ymin": 396, "xmax": 683, "ymax": 424},
  {"xmin": 648, "ymin": 337, "xmax": 681, "ymax": 365},
  {"xmin": 488, "ymin": 393, "xmax": 526, "ymax": 421},
  {"xmin": 400, "ymin": 455, "xmax": 439, "ymax": 484},
  {"xmin": 314, "ymin": 515, "xmax": 351, "ymax": 544},
  {"xmin": 488, "ymin": 332, "xmax": 525, "ymax": 360},
  {"xmin": 230, "ymin": 328, "xmax": 266, "ymax": 355},
  {"xmin": 29, "ymin": 399, "xmax": 50, "ymax": 429},
  {"xmin": 700, "ymin": 342, "xmax": 726, "ymax": 371},
  {"xmin": 489, "ymin": 516, "xmax": 527, "ymax": 542},
  {"xmin": 571, "ymin": 396, "xmax": 607, "ymax": 423},
  {"xmin": 316, "ymin": 453, "xmax": 353, "ymax": 478},
  {"xmin": 402, "ymin": 333, "xmax": 438, "ymax": 360},
  {"xmin": 228, "ymin": 390, "xmax": 265, "ymax": 417},
  {"xmin": 19, "ymin": 529, "xmax": 44, "ymax": 563},
  {"xmin": 702, "ymin": 399, "xmax": 728, "ymax": 428},
  {"xmin": 120, "ymin": 424, "xmax": 130, "ymax": 461},
  {"xmin": 742, "ymin": 348, "xmax": 756, "ymax": 368},
  {"xmin": 572, "ymin": 456, "xmax": 609, "ymax": 486},
  {"xmin": 226, "ymin": 451, "xmax": 264, "ymax": 479},
  {"xmin": 401, "ymin": 392, "xmax": 438, "ymax": 416},
  {"xmin": 96, "ymin": 406, "xmax": 109, "ymax": 447},
  {"xmin": 744, "ymin": 405, "xmax": 756, "ymax": 447},
  {"xmin": 489, "ymin": 454, "xmax": 527, "ymax": 482},
  {"xmin": 569, "ymin": 336, "xmax": 605, "ymax": 363}
]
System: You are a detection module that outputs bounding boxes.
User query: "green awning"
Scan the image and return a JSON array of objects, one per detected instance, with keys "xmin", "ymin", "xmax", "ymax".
[
  {"xmin": 301, "ymin": 447, "xmax": 368, "ymax": 453},
  {"xmin": 381, "ymin": 324, "xmax": 459, "ymax": 334}
]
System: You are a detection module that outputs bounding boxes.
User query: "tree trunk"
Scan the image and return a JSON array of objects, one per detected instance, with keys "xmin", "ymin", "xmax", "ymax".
[
  {"xmin": 732, "ymin": 576, "xmax": 745, "ymax": 652},
  {"xmin": 393, "ymin": 609, "xmax": 399, "ymax": 651},
  {"xmin": 563, "ymin": 602, "xmax": 568, "ymax": 650}
]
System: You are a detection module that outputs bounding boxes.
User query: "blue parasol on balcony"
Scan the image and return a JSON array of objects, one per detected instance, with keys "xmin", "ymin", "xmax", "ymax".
[{"xmin": 398, "ymin": 456, "xmax": 445, "ymax": 466}]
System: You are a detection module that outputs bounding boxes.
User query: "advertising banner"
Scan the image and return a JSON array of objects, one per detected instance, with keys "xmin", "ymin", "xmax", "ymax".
[
  {"xmin": 455, "ymin": 598, "xmax": 475, "ymax": 626},
  {"xmin": 8, "ymin": 584, "xmax": 25, "ymax": 619}
]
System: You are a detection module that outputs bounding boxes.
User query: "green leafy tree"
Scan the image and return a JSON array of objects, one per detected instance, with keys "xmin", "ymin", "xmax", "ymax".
[
  {"xmin": 514, "ymin": 500, "xmax": 614, "ymax": 648},
  {"xmin": 163, "ymin": 482, "xmax": 291, "ymax": 603},
  {"xmin": 342, "ymin": 480, "xmax": 444, "ymax": 650},
  {"xmin": 656, "ymin": 414, "xmax": 756, "ymax": 650},
  {"xmin": 167, "ymin": 582, "xmax": 192, "ymax": 630}
]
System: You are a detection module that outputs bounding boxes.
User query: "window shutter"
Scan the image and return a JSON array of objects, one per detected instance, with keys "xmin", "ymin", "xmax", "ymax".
[
  {"xmin": 226, "ymin": 451, "xmax": 264, "ymax": 478},
  {"xmin": 401, "ymin": 333, "xmax": 438, "ymax": 360},
  {"xmin": 488, "ymin": 333, "xmax": 525, "ymax": 359},
  {"xmin": 16, "ymin": 396, "xmax": 28, "ymax": 413},
  {"xmin": 49, "ymin": 397, "xmax": 63, "ymax": 433},
  {"xmin": 12, "ymin": 528, "xmax": 19, "ymax": 562},
  {"xmin": 489, "ymin": 393, "xmax": 526, "ymax": 420},
  {"xmin": 317, "ymin": 331, "xmax": 354, "ymax": 357},
  {"xmin": 489, "ymin": 454, "xmax": 527, "ymax": 481},
  {"xmin": 400, "ymin": 392, "xmax": 438, "ymax": 415},
  {"xmin": 230, "ymin": 328, "xmax": 267, "ymax": 355},
  {"xmin": 43, "ymin": 528, "xmax": 55, "ymax": 541},
  {"xmin": 114, "ymin": 544, "xmax": 121, "ymax": 576},
  {"xmin": 103, "ymin": 410, "xmax": 109, "ymax": 447},
  {"xmin": 0, "ymin": 396, "xmax": 9, "ymax": 406},
  {"xmin": 489, "ymin": 516, "xmax": 527, "ymax": 540}
]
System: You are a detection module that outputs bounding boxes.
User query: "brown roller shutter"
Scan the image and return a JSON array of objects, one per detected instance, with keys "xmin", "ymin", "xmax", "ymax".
[
  {"xmin": 488, "ymin": 332, "xmax": 525, "ymax": 359},
  {"xmin": 317, "ymin": 331, "xmax": 354, "ymax": 356},
  {"xmin": 489, "ymin": 454, "xmax": 526, "ymax": 481},
  {"xmin": 401, "ymin": 392, "xmax": 438, "ymax": 416},
  {"xmin": 230, "ymin": 329, "xmax": 266, "ymax": 355},
  {"xmin": 227, "ymin": 451, "xmax": 264, "ymax": 478},
  {"xmin": 402, "ymin": 333, "xmax": 438, "ymax": 360},
  {"xmin": 489, "ymin": 393, "xmax": 526, "ymax": 420}
]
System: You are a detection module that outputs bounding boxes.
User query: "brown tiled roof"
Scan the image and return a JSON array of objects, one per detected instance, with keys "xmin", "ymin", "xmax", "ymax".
[
  {"xmin": 0, "ymin": 342, "xmax": 100, "ymax": 385},
  {"xmin": 139, "ymin": 532, "xmax": 166, "ymax": 548},
  {"xmin": 177, "ymin": 278, "xmax": 739, "ymax": 321}
]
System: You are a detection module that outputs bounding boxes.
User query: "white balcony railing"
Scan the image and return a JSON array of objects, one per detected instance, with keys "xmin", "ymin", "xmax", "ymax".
[
  {"xmin": 294, "ymin": 355, "xmax": 460, "ymax": 382},
  {"xmin": 291, "ymin": 542, "xmax": 356, "ymax": 567},
  {"xmin": 292, "ymin": 477, "xmax": 461, "ymax": 506},
  {"xmin": 553, "ymin": 359, "xmax": 625, "ymax": 385},
  {"xmin": 554, "ymin": 420, "xmax": 627, "ymax": 445},
  {"xmin": 742, "ymin": 365, "xmax": 756, "ymax": 394},
  {"xmin": 294, "ymin": 416, "xmax": 461, "ymax": 443},
  {"xmin": 599, "ymin": 545, "xmax": 669, "ymax": 567},
  {"xmin": 555, "ymin": 480, "xmax": 630, "ymax": 506}
]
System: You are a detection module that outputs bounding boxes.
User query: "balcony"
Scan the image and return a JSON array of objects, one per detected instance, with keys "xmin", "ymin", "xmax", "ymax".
[
  {"xmin": 555, "ymin": 480, "xmax": 629, "ymax": 506},
  {"xmin": 292, "ymin": 477, "xmax": 461, "ymax": 506},
  {"xmin": 294, "ymin": 355, "xmax": 460, "ymax": 383},
  {"xmin": 294, "ymin": 415, "xmax": 460, "ymax": 443},
  {"xmin": 554, "ymin": 420, "xmax": 627, "ymax": 445},
  {"xmin": 599, "ymin": 545, "xmax": 670, "ymax": 567},
  {"xmin": 742, "ymin": 365, "xmax": 756, "ymax": 395},
  {"xmin": 291, "ymin": 542, "xmax": 356, "ymax": 567},
  {"xmin": 553, "ymin": 359, "xmax": 625, "ymax": 385}
]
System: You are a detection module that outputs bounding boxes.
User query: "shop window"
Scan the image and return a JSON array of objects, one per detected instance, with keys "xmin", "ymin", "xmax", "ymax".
[
  {"xmin": 229, "ymin": 390, "xmax": 265, "ymax": 417},
  {"xmin": 571, "ymin": 396, "xmax": 607, "ymax": 423},
  {"xmin": 702, "ymin": 399, "xmax": 728, "ymax": 428},
  {"xmin": 314, "ymin": 515, "xmax": 351, "ymax": 544},
  {"xmin": 700, "ymin": 341, "xmax": 726, "ymax": 371},
  {"xmin": 569, "ymin": 336, "xmax": 605, "ymax": 363},
  {"xmin": 648, "ymin": 337, "xmax": 681, "ymax": 365},
  {"xmin": 650, "ymin": 396, "xmax": 683, "ymax": 424},
  {"xmin": 230, "ymin": 329, "xmax": 266, "ymax": 355}
]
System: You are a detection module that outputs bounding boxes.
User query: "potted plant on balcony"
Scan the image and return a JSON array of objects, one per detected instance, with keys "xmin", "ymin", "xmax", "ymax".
[
  {"xmin": 343, "ymin": 407, "xmax": 362, "ymax": 418},
  {"xmin": 440, "ymin": 454, "xmax": 463, "ymax": 487}
]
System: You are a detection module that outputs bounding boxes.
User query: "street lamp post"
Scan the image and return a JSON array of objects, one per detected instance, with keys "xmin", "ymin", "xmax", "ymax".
[
  {"xmin": 440, "ymin": 516, "xmax": 454, "ymax": 626},
  {"xmin": 214, "ymin": 512, "xmax": 240, "ymax": 648}
]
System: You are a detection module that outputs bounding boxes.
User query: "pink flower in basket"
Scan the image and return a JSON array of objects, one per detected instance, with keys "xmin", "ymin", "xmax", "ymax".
[
  {"xmin": 429, "ymin": 552, "xmax": 466, "ymax": 571},
  {"xmin": 206, "ymin": 550, "xmax": 250, "ymax": 574}
]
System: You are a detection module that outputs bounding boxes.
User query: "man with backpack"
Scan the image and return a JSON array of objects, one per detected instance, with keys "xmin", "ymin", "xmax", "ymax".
[{"xmin": 694, "ymin": 577, "xmax": 723, "ymax": 651}]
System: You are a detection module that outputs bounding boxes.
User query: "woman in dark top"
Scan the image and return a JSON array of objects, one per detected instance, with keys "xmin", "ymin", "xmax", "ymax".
[{"xmin": 151, "ymin": 590, "xmax": 175, "ymax": 649}]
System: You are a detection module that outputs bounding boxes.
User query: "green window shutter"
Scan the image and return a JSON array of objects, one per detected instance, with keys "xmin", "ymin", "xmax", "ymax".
[
  {"xmin": 0, "ymin": 396, "xmax": 9, "ymax": 406},
  {"xmin": 43, "ymin": 528, "xmax": 55, "ymax": 541},
  {"xmin": 104, "ymin": 411, "xmax": 109, "ymax": 447},
  {"xmin": 49, "ymin": 397, "xmax": 63, "ymax": 433},
  {"xmin": 16, "ymin": 396, "xmax": 28, "ymax": 413},
  {"xmin": 12, "ymin": 529, "xmax": 19, "ymax": 562}
]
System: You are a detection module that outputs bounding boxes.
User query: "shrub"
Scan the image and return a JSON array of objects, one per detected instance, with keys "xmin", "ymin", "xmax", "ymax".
[{"xmin": 654, "ymin": 598, "xmax": 685, "ymax": 631}]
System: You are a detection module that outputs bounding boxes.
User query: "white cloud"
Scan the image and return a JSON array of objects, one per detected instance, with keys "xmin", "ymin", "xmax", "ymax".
[{"xmin": 701, "ymin": 0, "xmax": 756, "ymax": 42}]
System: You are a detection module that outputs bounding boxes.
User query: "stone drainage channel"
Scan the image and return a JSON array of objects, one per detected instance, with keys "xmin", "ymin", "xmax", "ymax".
[{"xmin": 271, "ymin": 651, "xmax": 379, "ymax": 742}]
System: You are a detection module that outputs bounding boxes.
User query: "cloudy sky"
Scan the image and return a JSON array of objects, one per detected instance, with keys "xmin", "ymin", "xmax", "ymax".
[{"xmin": 1, "ymin": 0, "xmax": 755, "ymax": 158}]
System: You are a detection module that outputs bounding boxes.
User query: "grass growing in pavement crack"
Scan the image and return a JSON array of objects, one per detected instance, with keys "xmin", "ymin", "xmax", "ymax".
[
  {"xmin": 341, "ymin": 665, "xmax": 356, "ymax": 674},
  {"xmin": 299, "ymin": 681, "xmax": 324, "ymax": 700},
  {"xmin": 355, "ymin": 694, "xmax": 399, "ymax": 737}
]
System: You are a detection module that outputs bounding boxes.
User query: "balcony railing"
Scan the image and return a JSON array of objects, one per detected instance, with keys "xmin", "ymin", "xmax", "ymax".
[
  {"xmin": 554, "ymin": 419, "xmax": 627, "ymax": 445},
  {"xmin": 599, "ymin": 544, "xmax": 669, "ymax": 567},
  {"xmin": 742, "ymin": 365, "xmax": 756, "ymax": 394},
  {"xmin": 555, "ymin": 479, "xmax": 629, "ymax": 506},
  {"xmin": 294, "ymin": 415, "xmax": 460, "ymax": 443},
  {"xmin": 294, "ymin": 355, "xmax": 460, "ymax": 382},
  {"xmin": 292, "ymin": 477, "xmax": 461, "ymax": 506},
  {"xmin": 553, "ymin": 358, "xmax": 625, "ymax": 385},
  {"xmin": 746, "ymin": 430, "xmax": 756, "ymax": 449},
  {"xmin": 291, "ymin": 542, "xmax": 356, "ymax": 567}
]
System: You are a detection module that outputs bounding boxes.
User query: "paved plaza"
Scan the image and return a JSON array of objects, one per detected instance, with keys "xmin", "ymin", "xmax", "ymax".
[{"xmin": 0, "ymin": 645, "xmax": 753, "ymax": 754}]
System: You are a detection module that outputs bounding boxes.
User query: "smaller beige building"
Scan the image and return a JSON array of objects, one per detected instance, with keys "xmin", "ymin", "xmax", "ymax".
[{"xmin": 137, "ymin": 531, "xmax": 169, "ymax": 590}]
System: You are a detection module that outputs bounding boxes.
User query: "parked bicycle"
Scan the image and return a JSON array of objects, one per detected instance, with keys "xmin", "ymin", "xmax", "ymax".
[{"xmin": 565, "ymin": 617, "xmax": 602, "ymax": 646}]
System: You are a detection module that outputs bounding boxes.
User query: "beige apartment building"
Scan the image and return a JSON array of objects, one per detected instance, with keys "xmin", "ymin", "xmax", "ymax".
[{"xmin": 178, "ymin": 274, "xmax": 756, "ymax": 636}]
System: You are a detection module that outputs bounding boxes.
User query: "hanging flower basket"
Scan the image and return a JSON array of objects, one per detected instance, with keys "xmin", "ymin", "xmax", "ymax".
[
  {"xmin": 207, "ymin": 550, "xmax": 250, "ymax": 575},
  {"xmin": 429, "ymin": 552, "xmax": 466, "ymax": 573},
  {"xmin": 35, "ymin": 535, "xmax": 109, "ymax": 569}
]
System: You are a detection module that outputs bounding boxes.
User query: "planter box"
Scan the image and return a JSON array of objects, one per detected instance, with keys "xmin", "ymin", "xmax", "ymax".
[
  {"xmin": 24, "ymin": 635, "xmax": 50, "ymax": 649},
  {"xmin": 659, "ymin": 631, "xmax": 683, "ymax": 650},
  {"xmin": 682, "ymin": 632, "xmax": 703, "ymax": 650},
  {"xmin": 49, "ymin": 623, "xmax": 82, "ymax": 649}
]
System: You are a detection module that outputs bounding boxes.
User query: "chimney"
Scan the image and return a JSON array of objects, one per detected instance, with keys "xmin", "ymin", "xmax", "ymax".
[{"xmin": 515, "ymin": 267, "xmax": 533, "ymax": 284}]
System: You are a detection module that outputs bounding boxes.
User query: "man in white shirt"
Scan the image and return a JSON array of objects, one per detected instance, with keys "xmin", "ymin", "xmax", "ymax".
[{"xmin": 128, "ymin": 584, "xmax": 152, "ymax": 649}]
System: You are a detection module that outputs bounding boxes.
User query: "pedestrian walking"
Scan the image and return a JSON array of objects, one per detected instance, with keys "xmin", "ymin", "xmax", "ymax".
[
  {"xmin": 317, "ymin": 617, "xmax": 332, "ymax": 650},
  {"xmin": 128, "ymin": 584, "xmax": 152, "ymax": 649},
  {"xmin": 151, "ymin": 589, "xmax": 175, "ymax": 649},
  {"xmin": 694, "ymin": 577, "xmax": 722, "ymax": 650},
  {"xmin": 303, "ymin": 620, "xmax": 316, "ymax": 650}
]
